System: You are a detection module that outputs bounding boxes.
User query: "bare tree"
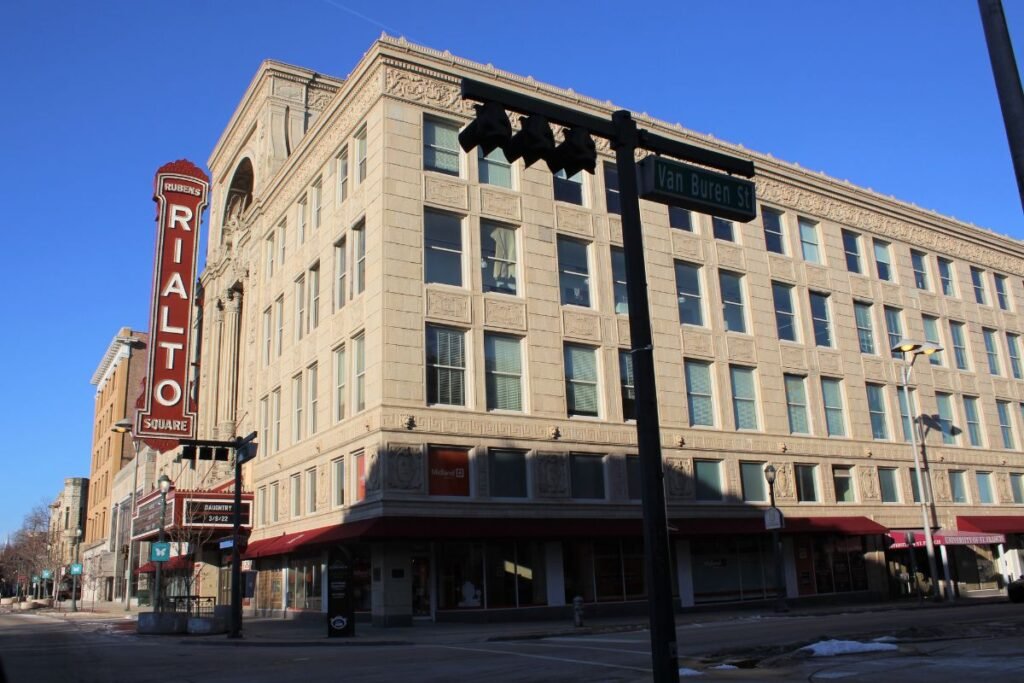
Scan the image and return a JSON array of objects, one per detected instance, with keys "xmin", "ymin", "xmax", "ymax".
[{"xmin": 0, "ymin": 502, "xmax": 51, "ymax": 597}]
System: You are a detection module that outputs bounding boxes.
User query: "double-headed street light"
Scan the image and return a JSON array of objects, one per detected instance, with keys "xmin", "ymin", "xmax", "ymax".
[
  {"xmin": 153, "ymin": 474, "xmax": 172, "ymax": 612},
  {"xmin": 892, "ymin": 338, "xmax": 943, "ymax": 600},
  {"xmin": 763, "ymin": 465, "xmax": 788, "ymax": 612},
  {"xmin": 70, "ymin": 527, "xmax": 82, "ymax": 612},
  {"xmin": 112, "ymin": 418, "xmax": 142, "ymax": 610}
]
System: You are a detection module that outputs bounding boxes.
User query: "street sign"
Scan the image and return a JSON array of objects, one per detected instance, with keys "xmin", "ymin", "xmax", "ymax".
[
  {"xmin": 41, "ymin": 569, "xmax": 52, "ymax": 579},
  {"xmin": 764, "ymin": 508, "xmax": 784, "ymax": 531},
  {"xmin": 31, "ymin": 576, "xmax": 39, "ymax": 583},
  {"xmin": 638, "ymin": 156, "xmax": 757, "ymax": 222},
  {"xmin": 151, "ymin": 542, "xmax": 171, "ymax": 562},
  {"xmin": 69, "ymin": 563, "xmax": 83, "ymax": 576}
]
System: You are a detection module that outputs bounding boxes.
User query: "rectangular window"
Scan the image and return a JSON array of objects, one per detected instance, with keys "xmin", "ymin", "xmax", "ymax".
[
  {"xmin": 429, "ymin": 449, "xmax": 473, "ymax": 498},
  {"xmin": 262, "ymin": 307, "xmax": 272, "ymax": 365},
  {"xmin": 270, "ymin": 482, "xmax": 279, "ymax": 522},
  {"xmin": 938, "ymin": 257, "xmax": 955, "ymax": 296},
  {"xmin": 762, "ymin": 207, "xmax": 785, "ymax": 254},
  {"xmin": 971, "ymin": 267, "xmax": 987, "ymax": 305},
  {"xmin": 950, "ymin": 470, "xmax": 968, "ymax": 503},
  {"xmin": 485, "ymin": 333, "xmax": 522, "ymax": 411},
  {"xmin": 305, "ymin": 468, "xmax": 317, "ymax": 514},
  {"xmin": 866, "ymin": 383, "xmax": 888, "ymax": 439},
  {"xmin": 873, "ymin": 240, "xmax": 893, "ymax": 281},
  {"xmin": 294, "ymin": 275, "xmax": 306, "ymax": 342},
  {"xmin": 922, "ymin": 315, "xmax": 942, "ymax": 366},
  {"xmin": 730, "ymin": 365, "xmax": 758, "ymax": 430},
  {"xmin": 798, "ymin": 217, "xmax": 820, "ymax": 263},
  {"xmin": 557, "ymin": 236, "xmax": 591, "ymax": 307},
  {"xmin": 911, "ymin": 250, "xmax": 929, "ymax": 290},
  {"xmin": 879, "ymin": 467, "xmax": 899, "ymax": 503},
  {"xmin": 271, "ymin": 388, "xmax": 281, "ymax": 453},
  {"xmin": 675, "ymin": 261, "xmax": 704, "ymax": 326},
  {"xmin": 353, "ymin": 220, "xmax": 366, "ymax": 295},
  {"xmin": 740, "ymin": 462, "xmax": 767, "ymax": 502},
  {"xmin": 998, "ymin": 400, "xmax": 1015, "ymax": 448},
  {"xmin": 333, "ymin": 346, "xmax": 346, "ymax": 423},
  {"xmin": 424, "ymin": 118, "xmax": 460, "ymax": 175},
  {"xmin": 259, "ymin": 396, "xmax": 269, "ymax": 457},
  {"xmin": 297, "ymin": 196, "xmax": 307, "ymax": 244},
  {"xmin": 553, "ymin": 169, "xmax": 584, "ymax": 205},
  {"xmin": 884, "ymin": 307, "xmax": 903, "ymax": 358},
  {"xmin": 290, "ymin": 473, "xmax": 301, "ymax": 518},
  {"xmin": 712, "ymin": 217, "xmax": 734, "ymax": 242},
  {"xmin": 784, "ymin": 374, "xmax": 809, "ymax": 434},
  {"xmin": 796, "ymin": 464, "xmax": 818, "ymax": 502},
  {"xmin": 963, "ymin": 396, "xmax": 983, "ymax": 446},
  {"xmin": 626, "ymin": 456, "xmax": 642, "ymax": 501},
  {"xmin": 311, "ymin": 179, "xmax": 322, "ymax": 230},
  {"xmin": 425, "ymin": 210, "xmax": 463, "ymax": 287},
  {"xmin": 832, "ymin": 466, "xmax": 855, "ymax": 503},
  {"xmin": 481, "ymin": 221, "xmax": 517, "ymax": 295},
  {"xmin": 1008, "ymin": 333, "xmax": 1022, "ymax": 379},
  {"xmin": 685, "ymin": 360, "xmax": 714, "ymax": 427},
  {"xmin": 308, "ymin": 262, "xmax": 320, "ymax": 332},
  {"xmin": 810, "ymin": 292, "xmax": 833, "ymax": 347},
  {"xmin": 426, "ymin": 325, "xmax": 466, "ymax": 406},
  {"xmin": 935, "ymin": 392, "xmax": 956, "ymax": 445},
  {"xmin": 355, "ymin": 125, "xmax": 367, "ymax": 182},
  {"xmin": 976, "ymin": 472, "xmax": 994, "ymax": 505},
  {"xmin": 292, "ymin": 373, "xmax": 304, "ymax": 443},
  {"xmin": 1011, "ymin": 473, "xmax": 1024, "ymax": 504},
  {"xmin": 842, "ymin": 229, "xmax": 862, "ymax": 273},
  {"xmin": 354, "ymin": 333, "xmax": 365, "ymax": 412},
  {"xmin": 694, "ymin": 460, "xmax": 723, "ymax": 502},
  {"xmin": 564, "ymin": 344, "xmax": 599, "ymax": 417},
  {"xmin": 854, "ymin": 301, "xmax": 875, "ymax": 354},
  {"xmin": 479, "ymin": 147, "xmax": 512, "ymax": 188},
  {"xmin": 984, "ymin": 328, "xmax": 1001, "ymax": 375},
  {"xmin": 773, "ymin": 282, "xmax": 798, "ymax": 342},
  {"xmin": 897, "ymin": 387, "xmax": 913, "ymax": 443},
  {"xmin": 611, "ymin": 247, "xmax": 628, "ymax": 315},
  {"xmin": 995, "ymin": 274, "xmax": 1010, "ymax": 310},
  {"xmin": 669, "ymin": 207, "xmax": 692, "ymax": 231},
  {"xmin": 336, "ymin": 146, "xmax": 349, "ymax": 203},
  {"xmin": 719, "ymin": 271, "xmax": 746, "ymax": 333},
  {"xmin": 274, "ymin": 296, "xmax": 284, "ymax": 356},
  {"xmin": 332, "ymin": 457, "xmax": 345, "ymax": 507},
  {"xmin": 354, "ymin": 450, "xmax": 366, "ymax": 501},
  {"xmin": 950, "ymin": 321, "xmax": 969, "ymax": 370},
  {"xmin": 490, "ymin": 450, "xmax": 527, "ymax": 498},
  {"xmin": 603, "ymin": 162, "xmax": 620, "ymax": 215},
  {"xmin": 570, "ymin": 454, "xmax": 605, "ymax": 499},
  {"xmin": 265, "ymin": 232, "xmax": 275, "ymax": 277},
  {"xmin": 277, "ymin": 219, "xmax": 287, "ymax": 266},
  {"xmin": 821, "ymin": 377, "xmax": 846, "ymax": 437},
  {"xmin": 619, "ymin": 350, "xmax": 635, "ymax": 421},
  {"xmin": 334, "ymin": 237, "xmax": 347, "ymax": 310},
  {"xmin": 910, "ymin": 470, "xmax": 921, "ymax": 503},
  {"xmin": 307, "ymin": 363, "xmax": 318, "ymax": 436},
  {"xmin": 257, "ymin": 487, "xmax": 266, "ymax": 526}
]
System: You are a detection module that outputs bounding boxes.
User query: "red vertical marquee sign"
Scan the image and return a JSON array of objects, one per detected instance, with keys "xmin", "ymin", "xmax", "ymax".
[{"xmin": 135, "ymin": 160, "xmax": 209, "ymax": 440}]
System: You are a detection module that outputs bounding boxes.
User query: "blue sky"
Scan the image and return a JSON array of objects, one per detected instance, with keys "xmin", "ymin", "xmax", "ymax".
[{"xmin": 0, "ymin": 0, "xmax": 1021, "ymax": 540}]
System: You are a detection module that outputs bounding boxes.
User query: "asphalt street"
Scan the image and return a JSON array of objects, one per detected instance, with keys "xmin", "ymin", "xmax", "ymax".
[{"xmin": 2, "ymin": 602, "xmax": 1024, "ymax": 682}]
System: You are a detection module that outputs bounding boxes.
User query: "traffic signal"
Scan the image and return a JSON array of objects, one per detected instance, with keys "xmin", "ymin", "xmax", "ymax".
[
  {"xmin": 179, "ymin": 445, "xmax": 230, "ymax": 462},
  {"xmin": 458, "ymin": 101, "xmax": 512, "ymax": 156},
  {"xmin": 550, "ymin": 127, "xmax": 597, "ymax": 177},
  {"xmin": 504, "ymin": 115, "xmax": 555, "ymax": 167}
]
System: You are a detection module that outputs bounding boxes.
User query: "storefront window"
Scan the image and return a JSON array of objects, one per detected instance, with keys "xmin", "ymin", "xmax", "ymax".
[
  {"xmin": 811, "ymin": 536, "xmax": 867, "ymax": 594},
  {"xmin": 287, "ymin": 555, "xmax": 322, "ymax": 610},
  {"xmin": 439, "ymin": 542, "xmax": 484, "ymax": 609},
  {"xmin": 256, "ymin": 559, "xmax": 283, "ymax": 611},
  {"xmin": 691, "ymin": 536, "xmax": 775, "ymax": 604},
  {"xmin": 482, "ymin": 541, "xmax": 547, "ymax": 609}
]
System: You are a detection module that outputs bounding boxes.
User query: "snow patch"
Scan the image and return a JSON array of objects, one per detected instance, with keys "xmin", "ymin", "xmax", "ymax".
[
  {"xmin": 800, "ymin": 639, "xmax": 899, "ymax": 657},
  {"xmin": 678, "ymin": 668, "xmax": 703, "ymax": 677},
  {"xmin": 872, "ymin": 635, "xmax": 898, "ymax": 643},
  {"xmin": 709, "ymin": 664, "xmax": 738, "ymax": 670}
]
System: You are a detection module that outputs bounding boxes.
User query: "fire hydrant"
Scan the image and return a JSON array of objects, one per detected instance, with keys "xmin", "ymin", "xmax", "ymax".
[{"xmin": 572, "ymin": 595, "xmax": 584, "ymax": 627}]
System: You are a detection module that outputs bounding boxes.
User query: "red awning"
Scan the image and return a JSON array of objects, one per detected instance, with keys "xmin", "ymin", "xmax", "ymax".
[
  {"xmin": 134, "ymin": 556, "xmax": 194, "ymax": 574},
  {"xmin": 671, "ymin": 516, "xmax": 887, "ymax": 536},
  {"xmin": 887, "ymin": 529, "xmax": 1007, "ymax": 549},
  {"xmin": 957, "ymin": 515, "xmax": 1024, "ymax": 534}
]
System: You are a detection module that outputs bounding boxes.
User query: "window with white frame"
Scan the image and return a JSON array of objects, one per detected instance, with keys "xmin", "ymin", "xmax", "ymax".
[
  {"xmin": 262, "ymin": 307, "xmax": 272, "ymax": 365},
  {"xmin": 796, "ymin": 464, "xmax": 818, "ymax": 502},
  {"xmin": 1012, "ymin": 473, "xmax": 1024, "ymax": 504},
  {"xmin": 798, "ymin": 217, "xmax": 820, "ymax": 263},
  {"xmin": 866, "ymin": 383, "xmax": 888, "ymax": 439},
  {"xmin": 995, "ymin": 274, "xmax": 1010, "ymax": 310},
  {"xmin": 336, "ymin": 146, "xmax": 349, "ymax": 203},
  {"xmin": 854, "ymin": 301, "xmax": 875, "ymax": 354},
  {"xmin": 294, "ymin": 275, "xmax": 306, "ymax": 341},
  {"xmin": 424, "ymin": 117, "xmax": 460, "ymax": 175},
  {"xmin": 971, "ymin": 267, "xmax": 987, "ymax": 305},
  {"xmin": 833, "ymin": 466, "xmax": 855, "ymax": 503},
  {"xmin": 334, "ymin": 236, "xmax": 347, "ymax": 311},
  {"xmin": 484, "ymin": 333, "xmax": 522, "ymax": 412},
  {"xmin": 353, "ymin": 220, "xmax": 366, "ymax": 295},
  {"xmin": 332, "ymin": 457, "xmax": 345, "ymax": 507},
  {"xmin": 922, "ymin": 315, "xmax": 942, "ymax": 366},
  {"xmin": 308, "ymin": 262, "xmax": 320, "ymax": 332},
  {"xmin": 949, "ymin": 470, "xmax": 968, "ymax": 503},
  {"xmin": 611, "ymin": 247, "xmax": 628, "ymax": 315},
  {"xmin": 772, "ymin": 282, "xmax": 797, "ymax": 342},
  {"xmin": 557, "ymin": 235, "xmax": 591, "ymax": 307},
  {"xmin": 821, "ymin": 377, "xmax": 846, "ymax": 437},
  {"xmin": 274, "ymin": 296, "xmax": 284, "ymax": 356},
  {"xmin": 479, "ymin": 147, "xmax": 512, "ymax": 188},
  {"xmin": 879, "ymin": 467, "xmax": 899, "ymax": 503},
  {"xmin": 354, "ymin": 333, "xmax": 365, "ymax": 412},
  {"xmin": 425, "ymin": 210, "xmax": 463, "ymax": 287},
  {"xmin": 935, "ymin": 392, "xmax": 956, "ymax": 445},
  {"xmin": 257, "ymin": 486, "xmax": 266, "ymax": 526},
  {"xmin": 271, "ymin": 388, "xmax": 281, "ymax": 453},
  {"xmin": 938, "ymin": 257, "xmax": 955, "ymax": 296},
  {"xmin": 963, "ymin": 395, "xmax": 983, "ymax": 446},
  {"xmin": 842, "ymin": 229, "xmax": 862, "ymax": 274},
  {"xmin": 553, "ymin": 169, "xmax": 584, "ymax": 205},
  {"xmin": 1008, "ymin": 333, "xmax": 1022, "ymax": 379},
  {"xmin": 481, "ymin": 220, "xmax": 517, "ymax": 295},
  {"xmin": 910, "ymin": 250, "xmax": 929, "ymax": 290},
  {"xmin": 332, "ymin": 345, "xmax": 346, "ymax": 423},
  {"xmin": 719, "ymin": 270, "xmax": 747, "ymax": 333},
  {"xmin": 984, "ymin": 328, "xmax": 1001, "ymax": 375},
  {"xmin": 669, "ymin": 207, "xmax": 692, "ymax": 231},
  {"xmin": 355, "ymin": 125, "xmax": 367, "ymax": 182},
  {"xmin": 570, "ymin": 454, "xmax": 605, "ymax": 499},
  {"xmin": 897, "ymin": 388, "xmax": 912, "ymax": 443},
  {"xmin": 784, "ymin": 374, "xmax": 809, "ymax": 434},
  {"xmin": 307, "ymin": 362, "xmax": 318, "ymax": 436},
  {"xmin": 603, "ymin": 161, "xmax": 620, "ymax": 215},
  {"xmin": 884, "ymin": 307, "xmax": 903, "ymax": 358},
  {"xmin": 290, "ymin": 473, "xmax": 301, "ymax": 518},
  {"xmin": 712, "ymin": 217, "xmax": 734, "ymax": 242},
  {"xmin": 426, "ymin": 325, "xmax": 466, "ymax": 407},
  {"xmin": 809, "ymin": 291, "xmax": 833, "ymax": 347},
  {"xmin": 259, "ymin": 396, "xmax": 269, "ymax": 455},
  {"xmin": 564, "ymin": 344, "xmax": 599, "ymax": 417},
  {"xmin": 297, "ymin": 195, "xmax": 307, "ymax": 244},
  {"xmin": 292, "ymin": 373, "xmax": 304, "ymax": 443},
  {"xmin": 265, "ymin": 232, "xmax": 275, "ymax": 277},
  {"xmin": 998, "ymin": 400, "xmax": 1015, "ymax": 448},
  {"xmin": 675, "ymin": 261, "xmax": 704, "ymax": 326},
  {"xmin": 740, "ymin": 462, "xmax": 767, "ymax": 502},
  {"xmin": 305, "ymin": 468, "xmax": 317, "ymax": 514},
  {"xmin": 270, "ymin": 482, "xmax": 279, "ymax": 522},
  {"xmin": 311, "ymin": 178, "xmax": 322, "ymax": 230},
  {"xmin": 619, "ymin": 350, "xmax": 635, "ymax": 421},
  {"xmin": 685, "ymin": 359, "xmax": 714, "ymax": 427},
  {"xmin": 730, "ymin": 365, "xmax": 758, "ymax": 430},
  {"xmin": 761, "ymin": 207, "xmax": 784, "ymax": 254},
  {"xmin": 694, "ymin": 460, "xmax": 724, "ymax": 501},
  {"xmin": 950, "ymin": 321, "xmax": 969, "ymax": 370},
  {"xmin": 278, "ymin": 220, "xmax": 287, "ymax": 265},
  {"xmin": 977, "ymin": 471, "xmax": 994, "ymax": 504},
  {"xmin": 490, "ymin": 449, "xmax": 527, "ymax": 498}
]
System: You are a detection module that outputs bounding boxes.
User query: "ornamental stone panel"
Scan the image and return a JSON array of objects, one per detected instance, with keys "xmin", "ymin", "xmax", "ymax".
[
  {"xmin": 555, "ymin": 206, "xmax": 593, "ymax": 237},
  {"xmin": 665, "ymin": 457, "xmax": 694, "ymax": 500},
  {"xmin": 479, "ymin": 188, "xmax": 521, "ymax": 221},
  {"xmin": 727, "ymin": 337, "xmax": 757, "ymax": 364},
  {"xmin": 849, "ymin": 276, "xmax": 873, "ymax": 300},
  {"xmin": 681, "ymin": 328, "xmax": 714, "ymax": 359},
  {"xmin": 424, "ymin": 176, "xmax": 469, "ymax": 210},
  {"xmin": 671, "ymin": 231, "xmax": 703, "ymax": 261},
  {"xmin": 426, "ymin": 288, "xmax": 472, "ymax": 324},
  {"xmin": 768, "ymin": 254, "xmax": 796, "ymax": 282},
  {"xmin": 384, "ymin": 444, "xmax": 425, "ymax": 493},
  {"xmin": 483, "ymin": 298, "xmax": 527, "ymax": 331},
  {"xmin": 534, "ymin": 453, "xmax": 569, "ymax": 498},
  {"xmin": 562, "ymin": 310, "xmax": 602, "ymax": 342}
]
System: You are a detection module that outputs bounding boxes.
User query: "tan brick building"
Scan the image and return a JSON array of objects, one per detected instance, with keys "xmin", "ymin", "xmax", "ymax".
[{"xmin": 189, "ymin": 37, "xmax": 1024, "ymax": 624}]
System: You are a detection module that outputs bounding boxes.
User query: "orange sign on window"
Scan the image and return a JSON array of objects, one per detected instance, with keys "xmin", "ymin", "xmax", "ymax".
[{"xmin": 428, "ymin": 448, "xmax": 470, "ymax": 496}]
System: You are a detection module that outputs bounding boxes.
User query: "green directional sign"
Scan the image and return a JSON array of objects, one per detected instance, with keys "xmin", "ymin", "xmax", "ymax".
[
  {"xmin": 69, "ymin": 563, "xmax": 83, "ymax": 576},
  {"xmin": 41, "ymin": 569, "xmax": 52, "ymax": 579},
  {"xmin": 638, "ymin": 156, "xmax": 757, "ymax": 222},
  {"xmin": 31, "ymin": 575, "xmax": 39, "ymax": 583}
]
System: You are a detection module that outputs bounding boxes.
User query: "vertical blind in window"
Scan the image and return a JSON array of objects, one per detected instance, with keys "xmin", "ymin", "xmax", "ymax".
[
  {"xmin": 821, "ymin": 378, "xmax": 845, "ymax": 437},
  {"xmin": 485, "ymin": 334, "xmax": 522, "ymax": 411},
  {"xmin": 730, "ymin": 366, "xmax": 757, "ymax": 430},
  {"xmin": 564, "ymin": 345, "xmax": 598, "ymax": 417},
  {"xmin": 427, "ymin": 326, "xmax": 466, "ymax": 406},
  {"xmin": 784, "ymin": 374, "xmax": 809, "ymax": 434},
  {"xmin": 685, "ymin": 360, "xmax": 714, "ymax": 427}
]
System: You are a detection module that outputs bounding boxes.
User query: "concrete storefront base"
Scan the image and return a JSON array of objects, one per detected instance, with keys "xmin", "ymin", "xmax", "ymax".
[
  {"xmin": 137, "ymin": 612, "xmax": 188, "ymax": 634},
  {"xmin": 187, "ymin": 617, "xmax": 226, "ymax": 635}
]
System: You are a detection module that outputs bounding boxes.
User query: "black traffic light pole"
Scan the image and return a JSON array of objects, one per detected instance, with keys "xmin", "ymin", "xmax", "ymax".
[{"xmin": 460, "ymin": 79, "xmax": 753, "ymax": 683}]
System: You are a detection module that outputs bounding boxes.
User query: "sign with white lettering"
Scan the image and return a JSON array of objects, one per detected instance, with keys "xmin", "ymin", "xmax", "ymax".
[
  {"xmin": 638, "ymin": 156, "xmax": 756, "ymax": 222},
  {"xmin": 764, "ymin": 508, "xmax": 784, "ymax": 531},
  {"xmin": 183, "ymin": 498, "xmax": 251, "ymax": 529},
  {"xmin": 136, "ymin": 160, "xmax": 209, "ymax": 440},
  {"xmin": 428, "ymin": 448, "xmax": 470, "ymax": 496}
]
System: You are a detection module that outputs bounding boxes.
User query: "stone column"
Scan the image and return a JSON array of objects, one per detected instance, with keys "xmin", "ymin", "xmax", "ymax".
[{"xmin": 218, "ymin": 290, "xmax": 242, "ymax": 439}]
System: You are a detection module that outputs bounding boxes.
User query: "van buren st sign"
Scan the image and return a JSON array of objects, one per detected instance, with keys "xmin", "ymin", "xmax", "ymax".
[
  {"xmin": 638, "ymin": 156, "xmax": 756, "ymax": 223},
  {"xmin": 136, "ymin": 160, "xmax": 209, "ymax": 440}
]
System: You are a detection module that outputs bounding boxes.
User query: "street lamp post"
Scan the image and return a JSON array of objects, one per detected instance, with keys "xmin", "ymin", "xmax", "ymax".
[
  {"xmin": 111, "ymin": 418, "xmax": 142, "ymax": 611},
  {"xmin": 893, "ymin": 338, "xmax": 943, "ymax": 601},
  {"xmin": 154, "ymin": 474, "xmax": 171, "ymax": 612},
  {"xmin": 70, "ymin": 527, "xmax": 82, "ymax": 612},
  {"xmin": 905, "ymin": 530, "xmax": 922, "ymax": 603},
  {"xmin": 764, "ymin": 465, "xmax": 788, "ymax": 612}
]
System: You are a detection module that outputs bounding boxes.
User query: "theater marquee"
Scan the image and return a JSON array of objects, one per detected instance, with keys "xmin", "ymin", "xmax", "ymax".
[{"xmin": 136, "ymin": 160, "xmax": 209, "ymax": 440}]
